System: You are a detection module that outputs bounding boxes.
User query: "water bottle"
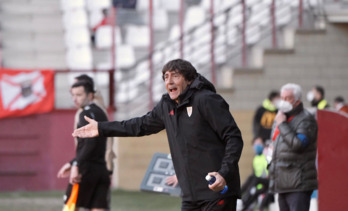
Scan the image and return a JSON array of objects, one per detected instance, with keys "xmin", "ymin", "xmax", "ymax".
[{"xmin": 205, "ymin": 174, "xmax": 228, "ymax": 194}]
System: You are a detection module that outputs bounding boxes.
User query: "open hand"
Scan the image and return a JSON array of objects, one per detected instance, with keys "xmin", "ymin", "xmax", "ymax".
[
  {"xmin": 57, "ymin": 163, "xmax": 71, "ymax": 178},
  {"xmin": 72, "ymin": 116, "xmax": 99, "ymax": 138}
]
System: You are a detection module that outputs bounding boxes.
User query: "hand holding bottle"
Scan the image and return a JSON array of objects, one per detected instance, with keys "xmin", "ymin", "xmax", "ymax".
[{"xmin": 205, "ymin": 172, "xmax": 228, "ymax": 194}]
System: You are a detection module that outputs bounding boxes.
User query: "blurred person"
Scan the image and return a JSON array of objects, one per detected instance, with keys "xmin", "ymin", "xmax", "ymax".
[
  {"xmin": 112, "ymin": 0, "xmax": 137, "ymax": 8},
  {"xmin": 306, "ymin": 85, "xmax": 329, "ymax": 110},
  {"xmin": 91, "ymin": 9, "xmax": 111, "ymax": 47},
  {"xmin": 269, "ymin": 83, "xmax": 318, "ymax": 211},
  {"xmin": 333, "ymin": 96, "xmax": 348, "ymax": 114},
  {"xmin": 75, "ymin": 75, "xmax": 116, "ymax": 211},
  {"xmin": 73, "ymin": 75, "xmax": 115, "ymax": 173},
  {"xmin": 253, "ymin": 91, "xmax": 280, "ymax": 143},
  {"xmin": 241, "ymin": 137, "xmax": 272, "ymax": 211},
  {"xmin": 59, "ymin": 74, "xmax": 116, "ymax": 211},
  {"xmin": 73, "ymin": 59, "xmax": 244, "ymax": 211},
  {"xmin": 58, "ymin": 80, "xmax": 110, "ymax": 211}
]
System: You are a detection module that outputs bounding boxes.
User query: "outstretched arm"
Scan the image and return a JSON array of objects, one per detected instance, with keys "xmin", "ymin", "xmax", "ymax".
[{"xmin": 72, "ymin": 116, "xmax": 99, "ymax": 138}]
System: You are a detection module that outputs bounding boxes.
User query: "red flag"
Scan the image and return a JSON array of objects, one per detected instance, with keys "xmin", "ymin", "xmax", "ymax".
[{"xmin": 0, "ymin": 69, "xmax": 55, "ymax": 119}]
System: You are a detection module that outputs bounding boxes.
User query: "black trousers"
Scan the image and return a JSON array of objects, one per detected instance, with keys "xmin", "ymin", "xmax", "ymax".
[
  {"xmin": 278, "ymin": 191, "xmax": 313, "ymax": 211},
  {"xmin": 181, "ymin": 196, "xmax": 237, "ymax": 211}
]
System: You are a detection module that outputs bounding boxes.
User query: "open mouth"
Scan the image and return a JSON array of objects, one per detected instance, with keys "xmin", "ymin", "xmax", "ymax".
[{"xmin": 169, "ymin": 88, "xmax": 177, "ymax": 92}]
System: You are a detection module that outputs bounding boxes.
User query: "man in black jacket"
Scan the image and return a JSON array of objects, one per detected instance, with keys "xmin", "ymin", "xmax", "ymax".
[
  {"xmin": 73, "ymin": 59, "xmax": 244, "ymax": 211},
  {"xmin": 58, "ymin": 80, "xmax": 110, "ymax": 211}
]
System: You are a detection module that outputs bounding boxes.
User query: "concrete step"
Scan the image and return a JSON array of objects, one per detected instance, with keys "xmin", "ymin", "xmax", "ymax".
[
  {"xmin": 3, "ymin": 54, "xmax": 67, "ymax": 69},
  {"xmin": 0, "ymin": 1, "xmax": 61, "ymax": 15},
  {"xmin": 0, "ymin": 17, "xmax": 63, "ymax": 32},
  {"xmin": 2, "ymin": 38, "xmax": 65, "ymax": 52}
]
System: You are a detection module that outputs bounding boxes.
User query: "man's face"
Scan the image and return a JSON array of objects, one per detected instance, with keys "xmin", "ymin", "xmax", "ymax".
[
  {"xmin": 164, "ymin": 70, "xmax": 191, "ymax": 102},
  {"xmin": 281, "ymin": 89, "xmax": 300, "ymax": 107},
  {"xmin": 71, "ymin": 86, "xmax": 92, "ymax": 108}
]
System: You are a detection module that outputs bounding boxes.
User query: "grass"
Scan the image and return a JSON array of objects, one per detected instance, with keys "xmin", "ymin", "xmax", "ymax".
[{"xmin": 0, "ymin": 189, "xmax": 181, "ymax": 211}]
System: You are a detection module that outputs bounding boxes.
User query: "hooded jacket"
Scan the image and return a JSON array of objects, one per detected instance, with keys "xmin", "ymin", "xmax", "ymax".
[
  {"xmin": 253, "ymin": 98, "xmax": 278, "ymax": 141},
  {"xmin": 98, "ymin": 74, "xmax": 244, "ymax": 201},
  {"xmin": 269, "ymin": 103, "xmax": 318, "ymax": 193}
]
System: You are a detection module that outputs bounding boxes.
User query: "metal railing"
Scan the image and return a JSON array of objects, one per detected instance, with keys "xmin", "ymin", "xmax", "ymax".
[{"xmin": 113, "ymin": 0, "xmax": 325, "ymax": 119}]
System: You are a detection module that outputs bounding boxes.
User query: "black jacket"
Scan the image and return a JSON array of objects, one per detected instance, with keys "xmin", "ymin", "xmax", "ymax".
[
  {"xmin": 72, "ymin": 103, "xmax": 108, "ymax": 171},
  {"xmin": 99, "ymin": 74, "xmax": 244, "ymax": 201},
  {"xmin": 252, "ymin": 99, "xmax": 278, "ymax": 141}
]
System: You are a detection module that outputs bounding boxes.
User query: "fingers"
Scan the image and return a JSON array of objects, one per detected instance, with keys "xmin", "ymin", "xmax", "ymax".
[
  {"xmin": 72, "ymin": 126, "xmax": 86, "ymax": 138},
  {"xmin": 57, "ymin": 172, "xmax": 62, "ymax": 178},
  {"xmin": 69, "ymin": 175, "xmax": 81, "ymax": 184},
  {"xmin": 207, "ymin": 172, "xmax": 226, "ymax": 192},
  {"xmin": 84, "ymin": 115, "xmax": 94, "ymax": 123},
  {"xmin": 72, "ymin": 129, "xmax": 80, "ymax": 138},
  {"xmin": 166, "ymin": 175, "xmax": 179, "ymax": 187},
  {"xmin": 74, "ymin": 175, "xmax": 82, "ymax": 183},
  {"xmin": 72, "ymin": 116, "xmax": 98, "ymax": 138}
]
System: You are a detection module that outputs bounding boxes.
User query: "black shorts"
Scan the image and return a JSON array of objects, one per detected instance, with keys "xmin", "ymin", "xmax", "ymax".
[{"xmin": 64, "ymin": 163, "xmax": 110, "ymax": 209}]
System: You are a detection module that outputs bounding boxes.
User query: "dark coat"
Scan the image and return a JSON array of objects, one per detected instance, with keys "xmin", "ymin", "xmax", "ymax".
[
  {"xmin": 98, "ymin": 74, "xmax": 244, "ymax": 201},
  {"xmin": 269, "ymin": 103, "xmax": 318, "ymax": 193}
]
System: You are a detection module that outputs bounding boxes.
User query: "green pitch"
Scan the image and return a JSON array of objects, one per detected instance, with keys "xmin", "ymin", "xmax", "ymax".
[{"xmin": 0, "ymin": 189, "xmax": 181, "ymax": 211}]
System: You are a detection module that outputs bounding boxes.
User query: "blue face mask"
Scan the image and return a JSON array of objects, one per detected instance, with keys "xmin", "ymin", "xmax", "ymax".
[{"xmin": 254, "ymin": 144, "xmax": 264, "ymax": 155}]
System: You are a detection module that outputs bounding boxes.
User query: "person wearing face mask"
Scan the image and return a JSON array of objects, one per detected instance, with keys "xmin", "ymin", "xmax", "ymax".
[
  {"xmin": 269, "ymin": 83, "xmax": 318, "ymax": 211},
  {"xmin": 333, "ymin": 96, "xmax": 348, "ymax": 114},
  {"xmin": 241, "ymin": 138, "xmax": 272, "ymax": 211},
  {"xmin": 306, "ymin": 85, "xmax": 329, "ymax": 110}
]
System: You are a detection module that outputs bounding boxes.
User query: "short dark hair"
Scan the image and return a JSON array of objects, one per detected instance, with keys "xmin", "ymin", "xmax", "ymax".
[
  {"xmin": 162, "ymin": 59, "xmax": 198, "ymax": 82},
  {"xmin": 75, "ymin": 74, "xmax": 94, "ymax": 87},
  {"xmin": 314, "ymin": 85, "xmax": 325, "ymax": 98},
  {"xmin": 268, "ymin": 91, "xmax": 280, "ymax": 101},
  {"xmin": 71, "ymin": 80, "xmax": 95, "ymax": 95},
  {"xmin": 334, "ymin": 96, "xmax": 345, "ymax": 103}
]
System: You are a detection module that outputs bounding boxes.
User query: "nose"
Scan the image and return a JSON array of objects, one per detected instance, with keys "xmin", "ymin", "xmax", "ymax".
[{"xmin": 165, "ymin": 75, "xmax": 174, "ymax": 84}]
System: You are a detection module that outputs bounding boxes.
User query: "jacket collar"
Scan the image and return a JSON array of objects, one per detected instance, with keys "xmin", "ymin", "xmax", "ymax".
[
  {"xmin": 262, "ymin": 98, "xmax": 277, "ymax": 112},
  {"xmin": 285, "ymin": 102, "xmax": 304, "ymax": 119}
]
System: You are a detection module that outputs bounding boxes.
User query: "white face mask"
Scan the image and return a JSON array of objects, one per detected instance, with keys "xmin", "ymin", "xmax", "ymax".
[
  {"xmin": 277, "ymin": 100, "xmax": 293, "ymax": 113},
  {"xmin": 307, "ymin": 91, "xmax": 314, "ymax": 102}
]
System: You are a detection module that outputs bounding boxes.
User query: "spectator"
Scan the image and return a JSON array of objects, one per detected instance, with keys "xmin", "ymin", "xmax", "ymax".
[
  {"xmin": 113, "ymin": 0, "xmax": 137, "ymax": 8},
  {"xmin": 91, "ymin": 9, "xmax": 111, "ymax": 47},
  {"xmin": 253, "ymin": 91, "xmax": 280, "ymax": 143},
  {"xmin": 306, "ymin": 85, "xmax": 329, "ymax": 110},
  {"xmin": 241, "ymin": 137, "xmax": 272, "ymax": 211},
  {"xmin": 333, "ymin": 96, "xmax": 348, "ymax": 114},
  {"xmin": 270, "ymin": 83, "xmax": 318, "ymax": 211},
  {"xmin": 73, "ymin": 59, "xmax": 244, "ymax": 211},
  {"xmin": 58, "ymin": 80, "xmax": 110, "ymax": 211}
]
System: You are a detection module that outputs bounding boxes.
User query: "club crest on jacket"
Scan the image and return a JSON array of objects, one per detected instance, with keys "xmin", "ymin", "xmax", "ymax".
[{"xmin": 187, "ymin": 106, "xmax": 192, "ymax": 117}]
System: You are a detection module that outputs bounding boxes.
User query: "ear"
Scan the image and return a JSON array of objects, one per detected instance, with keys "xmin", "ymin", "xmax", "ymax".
[
  {"xmin": 87, "ymin": 92, "xmax": 94, "ymax": 101},
  {"xmin": 294, "ymin": 99, "xmax": 301, "ymax": 107}
]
